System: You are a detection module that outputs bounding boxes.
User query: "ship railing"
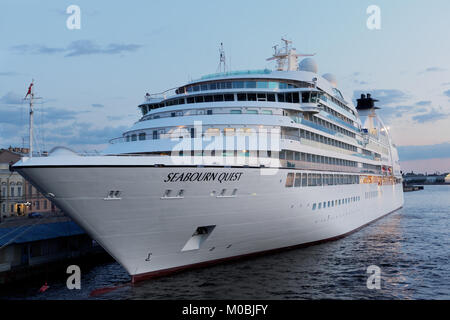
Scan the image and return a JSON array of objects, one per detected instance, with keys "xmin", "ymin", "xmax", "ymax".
[
  {"xmin": 280, "ymin": 134, "xmax": 356, "ymax": 156},
  {"xmin": 144, "ymin": 87, "xmax": 179, "ymax": 101}
]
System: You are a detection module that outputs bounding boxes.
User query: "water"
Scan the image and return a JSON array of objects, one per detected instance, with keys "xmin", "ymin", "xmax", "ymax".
[{"xmin": 2, "ymin": 185, "xmax": 449, "ymax": 300}]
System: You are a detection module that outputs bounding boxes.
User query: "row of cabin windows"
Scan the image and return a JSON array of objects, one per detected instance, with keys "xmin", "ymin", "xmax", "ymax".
[
  {"xmin": 298, "ymin": 129, "xmax": 358, "ymax": 152},
  {"xmin": 320, "ymin": 104, "xmax": 354, "ymax": 126},
  {"xmin": 312, "ymin": 196, "xmax": 361, "ymax": 211},
  {"xmin": 125, "ymin": 126, "xmax": 268, "ymax": 141},
  {"xmin": 178, "ymin": 80, "xmax": 310, "ymax": 94},
  {"xmin": 144, "ymin": 108, "xmax": 274, "ymax": 120},
  {"xmin": 285, "ymin": 172, "xmax": 360, "ymax": 188},
  {"xmin": 280, "ymin": 150, "xmax": 358, "ymax": 168},
  {"xmin": 309, "ymin": 115, "xmax": 356, "ymax": 138},
  {"xmin": 142, "ymin": 92, "xmax": 321, "ymax": 115},
  {"xmin": 319, "ymin": 91, "xmax": 355, "ymax": 116},
  {"xmin": 362, "ymin": 163, "xmax": 382, "ymax": 172}
]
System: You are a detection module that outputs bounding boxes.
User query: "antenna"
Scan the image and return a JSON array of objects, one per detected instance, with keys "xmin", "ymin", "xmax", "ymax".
[
  {"xmin": 23, "ymin": 79, "xmax": 42, "ymax": 158},
  {"xmin": 267, "ymin": 38, "xmax": 316, "ymax": 71},
  {"xmin": 217, "ymin": 42, "xmax": 227, "ymax": 73}
]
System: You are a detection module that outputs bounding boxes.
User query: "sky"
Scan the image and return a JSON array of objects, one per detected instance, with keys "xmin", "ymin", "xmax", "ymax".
[{"xmin": 0, "ymin": 0, "xmax": 449, "ymax": 173}]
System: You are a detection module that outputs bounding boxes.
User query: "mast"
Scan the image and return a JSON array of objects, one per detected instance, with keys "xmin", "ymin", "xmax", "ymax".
[
  {"xmin": 217, "ymin": 42, "xmax": 227, "ymax": 73},
  {"xmin": 24, "ymin": 80, "xmax": 41, "ymax": 157},
  {"xmin": 266, "ymin": 38, "xmax": 316, "ymax": 71}
]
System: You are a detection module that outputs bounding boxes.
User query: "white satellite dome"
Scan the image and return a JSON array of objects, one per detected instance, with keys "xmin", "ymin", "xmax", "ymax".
[
  {"xmin": 322, "ymin": 73, "xmax": 338, "ymax": 87},
  {"xmin": 298, "ymin": 58, "xmax": 318, "ymax": 73}
]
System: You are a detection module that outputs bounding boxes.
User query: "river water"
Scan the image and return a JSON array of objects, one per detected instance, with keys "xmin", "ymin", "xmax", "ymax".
[{"xmin": 2, "ymin": 185, "xmax": 449, "ymax": 300}]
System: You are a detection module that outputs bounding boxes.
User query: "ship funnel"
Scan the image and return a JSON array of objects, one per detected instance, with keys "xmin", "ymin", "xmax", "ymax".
[{"xmin": 356, "ymin": 93, "xmax": 379, "ymax": 110}]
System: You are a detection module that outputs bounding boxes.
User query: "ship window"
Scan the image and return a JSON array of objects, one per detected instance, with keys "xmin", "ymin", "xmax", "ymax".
[
  {"xmin": 233, "ymin": 81, "xmax": 244, "ymax": 89},
  {"xmin": 213, "ymin": 95, "xmax": 224, "ymax": 102},
  {"xmin": 302, "ymin": 173, "xmax": 307, "ymax": 186},
  {"xmin": 285, "ymin": 93, "xmax": 293, "ymax": 103},
  {"xmin": 279, "ymin": 150, "xmax": 286, "ymax": 159},
  {"xmin": 131, "ymin": 134, "xmax": 137, "ymax": 141},
  {"xmin": 285, "ymin": 173, "xmax": 294, "ymax": 187},
  {"xmin": 237, "ymin": 93, "xmax": 246, "ymax": 101},
  {"xmin": 247, "ymin": 93, "xmax": 257, "ymax": 101},
  {"xmin": 178, "ymin": 98, "xmax": 185, "ymax": 104},
  {"xmin": 204, "ymin": 95, "xmax": 213, "ymax": 102},
  {"xmin": 206, "ymin": 128, "xmax": 220, "ymax": 136},
  {"xmin": 257, "ymin": 81, "xmax": 268, "ymax": 89},
  {"xmin": 138, "ymin": 133, "xmax": 146, "ymax": 141},
  {"xmin": 201, "ymin": 84, "xmax": 208, "ymax": 91},
  {"xmin": 267, "ymin": 93, "xmax": 276, "ymax": 102},
  {"xmin": 209, "ymin": 83, "xmax": 217, "ymax": 90},
  {"xmin": 302, "ymin": 92, "xmax": 310, "ymax": 103},
  {"xmin": 225, "ymin": 82, "xmax": 232, "ymax": 89},
  {"xmin": 277, "ymin": 93, "xmax": 285, "ymax": 102},
  {"xmin": 279, "ymin": 82, "xmax": 287, "ymax": 89},
  {"xmin": 224, "ymin": 128, "xmax": 235, "ymax": 136},
  {"xmin": 195, "ymin": 96, "xmax": 204, "ymax": 103},
  {"xmin": 230, "ymin": 110, "xmax": 242, "ymax": 114},
  {"xmin": 268, "ymin": 81, "xmax": 278, "ymax": 89},
  {"xmin": 257, "ymin": 93, "xmax": 267, "ymax": 101},
  {"xmin": 312, "ymin": 203, "xmax": 316, "ymax": 210},
  {"xmin": 187, "ymin": 97, "xmax": 195, "ymax": 104},
  {"xmin": 207, "ymin": 109, "xmax": 213, "ymax": 115},
  {"xmin": 246, "ymin": 110, "xmax": 258, "ymax": 114},
  {"xmin": 294, "ymin": 173, "xmax": 301, "ymax": 187},
  {"xmin": 286, "ymin": 151, "xmax": 294, "ymax": 160},
  {"xmin": 245, "ymin": 81, "xmax": 256, "ymax": 88},
  {"xmin": 307, "ymin": 173, "xmax": 313, "ymax": 186},
  {"xmin": 318, "ymin": 203, "xmax": 322, "ymax": 209},
  {"xmin": 262, "ymin": 110, "xmax": 272, "ymax": 115},
  {"xmin": 323, "ymin": 202, "xmax": 326, "ymax": 208},
  {"xmin": 224, "ymin": 94, "xmax": 234, "ymax": 101}
]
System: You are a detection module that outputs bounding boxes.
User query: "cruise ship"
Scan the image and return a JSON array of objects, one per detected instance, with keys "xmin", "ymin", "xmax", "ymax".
[{"xmin": 14, "ymin": 40, "xmax": 404, "ymax": 282}]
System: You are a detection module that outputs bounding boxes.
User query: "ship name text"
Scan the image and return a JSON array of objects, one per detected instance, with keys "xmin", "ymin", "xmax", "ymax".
[{"xmin": 164, "ymin": 172, "xmax": 243, "ymax": 183}]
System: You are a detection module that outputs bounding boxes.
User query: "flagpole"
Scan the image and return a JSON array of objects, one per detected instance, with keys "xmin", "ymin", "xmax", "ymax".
[
  {"xmin": 29, "ymin": 82, "xmax": 34, "ymax": 158},
  {"xmin": 24, "ymin": 80, "xmax": 41, "ymax": 158}
]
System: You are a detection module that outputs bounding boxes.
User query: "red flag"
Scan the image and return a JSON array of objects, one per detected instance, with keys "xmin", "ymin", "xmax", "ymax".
[{"xmin": 25, "ymin": 82, "xmax": 33, "ymax": 98}]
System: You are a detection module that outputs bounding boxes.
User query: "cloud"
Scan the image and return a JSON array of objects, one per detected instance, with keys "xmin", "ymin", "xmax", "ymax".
[
  {"xmin": 418, "ymin": 67, "xmax": 447, "ymax": 74},
  {"xmin": 0, "ymin": 92, "xmax": 25, "ymax": 104},
  {"xmin": 49, "ymin": 123, "xmax": 128, "ymax": 145},
  {"xmin": 412, "ymin": 108, "xmax": 449, "ymax": 124},
  {"xmin": 415, "ymin": 100, "xmax": 431, "ymax": 106},
  {"xmin": 398, "ymin": 143, "xmax": 450, "ymax": 161},
  {"xmin": 91, "ymin": 103, "xmax": 104, "ymax": 108},
  {"xmin": 0, "ymin": 72, "xmax": 19, "ymax": 76},
  {"xmin": 11, "ymin": 44, "xmax": 66, "ymax": 55},
  {"xmin": 10, "ymin": 40, "xmax": 143, "ymax": 57},
  {"xmin": 424, "ymin": 67, "xmax": 447, "ymax": 72}
]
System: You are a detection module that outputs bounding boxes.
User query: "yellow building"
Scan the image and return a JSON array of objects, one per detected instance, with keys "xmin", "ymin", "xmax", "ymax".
[{"xmin": 0, "ymin": 148, "xmax": 26, "ymax": 218}]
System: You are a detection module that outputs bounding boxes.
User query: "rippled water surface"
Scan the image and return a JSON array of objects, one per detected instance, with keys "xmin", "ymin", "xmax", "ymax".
[{"xmin": 2, "ymin": 185, "xmax": 449, "ymax": 299}]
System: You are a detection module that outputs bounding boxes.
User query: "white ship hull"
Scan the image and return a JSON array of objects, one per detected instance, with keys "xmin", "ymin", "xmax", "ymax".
[{"xmin": 16, "ymin": 157, "xmax": 404, "ymax": 282}]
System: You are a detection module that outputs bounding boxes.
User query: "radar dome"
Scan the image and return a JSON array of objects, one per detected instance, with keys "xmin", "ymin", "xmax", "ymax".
[
  {"xmin": 298, "ymin": 58, "xmax": 318, "ymax": 73},
  {"xmin": 322, "ymin": 73, "xmax": 338, "ymax": 87}
]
